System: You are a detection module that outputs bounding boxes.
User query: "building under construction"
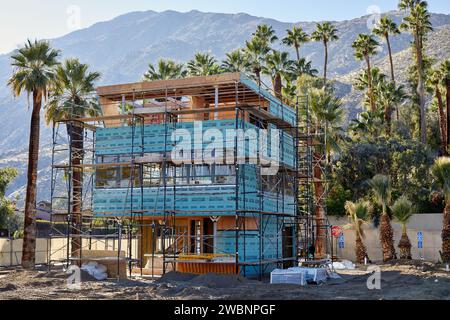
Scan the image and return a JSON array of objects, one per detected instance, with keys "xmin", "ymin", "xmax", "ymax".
[{"xmin": 48, "ymin": 72, "xmax": 331, "ymax": 279}]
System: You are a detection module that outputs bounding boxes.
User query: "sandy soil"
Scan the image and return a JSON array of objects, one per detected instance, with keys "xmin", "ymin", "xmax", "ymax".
[{"xmin": 0, "ymin": 260, "xmax": 449, "ymax": 300}]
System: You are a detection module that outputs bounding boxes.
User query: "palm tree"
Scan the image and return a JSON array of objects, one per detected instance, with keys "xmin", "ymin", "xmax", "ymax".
[
  {"xmin": 253, "ymin": 24, "xmax": 278, "ymax": 47},
  {"xmin": 244, "ymin": 37, "xmax": 270, "ymax": 86},
  {"xmin": 354, "ymin": 67, "xmax": 386, "ymax": 112},
  {"xmin": 345, "ymin": 200, "xmax": 372, "ymax": 264},
  {"xmin": 7, "ymin": 40, "xmax": 60, "ymax": 269},
  {"xmin": 262, "ymin": 50, "xmax": 293, "ymax": 99},
  {"xmin": 282, "ymin": 26, "xmax": 309, "ymax": 62},
  {"xmin": 352, "ymin": 34, "xmax": 380, "ymax": 112},
  {"xmin": 391, "ymin": 195, "xmax": 413, "ymax": 259},
  {"xmin": 431, "ymin": 157, "xmax": 450, "ymax": 263},
  {"xmin": 187, "ymin": 53, "xmax": 221, "ymax": 76},
  {"xmin": 307, "ymin": 88, "xmax": 344, "ymax": 257},
  {"xmin": 311, "ymin": 22, "xmax": 339, "ymax": 84},
  {"xmin": 350, "ymin": 110, "xmax": 383, "ymax": 139},
  {"xmin": 369, "ymin": 174, "xmax": 396, "ymax": 261},
  {"xmin": 221, "ymin": 49, "xmax": 250, "ymax": 73},
  {"xmin": 143, "ymin": 59, "xmax": 185, "ymax": 81},
  {"xmin": 373, "ymin": 17, "xmax": 401, "ymax": 84},
  {"xmin": 378, "ymin": 81, "xmax": 407, "ymax": 134},
  {"xmin": 288, "ymin": 59, "xmax": 318, "ymax": 79},
  {"xmin": 427, "ymin": 66, "xmax": 448, "ymax": 155},
  {"xmin": 282, "ymin": 80, "xmax": 297, "ymax": 105},
  {"xmin": 45, "ymin": 59, "xmax": 101, "ymax": 260},
  {"xmin": 399, "ymin": 0, "xmax": 433, "ymax": 144}
]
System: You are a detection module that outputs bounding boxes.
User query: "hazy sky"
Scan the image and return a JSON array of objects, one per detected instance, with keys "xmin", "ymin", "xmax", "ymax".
[{"xmin": 1, "ymin": 0, "xmax": 449, "ymax": 54}]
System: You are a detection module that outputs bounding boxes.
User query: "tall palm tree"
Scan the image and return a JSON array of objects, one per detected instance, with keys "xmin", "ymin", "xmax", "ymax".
[
  {"xmin": 307, "ymin": 88, "xmax": 344, "ymax": 257},
  {"xmin": 345, "ymin": 200, "xmax": 372, "ymax": 264},
  {"xmin": 311, "ymin": 22, "xmax": 339, "ymax": 85},
  {"xmin": 244, "ymin": 37, "xmax": 270, "ymax": 86},
  {"xmin": 143, "ymin": 59, "xmax": 185, "ymax": 81},
  {"xmin": 369, "ymin": 174, "xmax": 396, "ymax": 261},
  {"xmin": 428, "ymin": 66, "xmax": 448, "ymax": 155},
  {"xmin": 431, "ymin": 157, "xmax": 450, "ymax": 263},
  {"xmin": 221, "ymin": 49, "xmax": 250, "ymax": 73},
  {"xmin": 352, "ymin": 34, "xmax": 380, "ymax": 112},
  {"xmin": 7, "ymin": 40, "xmax": 60, "ymax": 269},
  {"xmin": 399, "ymin": 0, "xmax": 433, "ymax": 144},
  {"xmin": 373, "ymin": 17, "xmax": 401, "ymax": 84},
  {"xmin": 262, "ymin": 50, "xmax": 293, "ymax": 99},
  {"xmin": 282, "ymin": 26, "xmax": 309, "ymax": 62},
  {"xmin": 45, "ymin": 59, "xmax": 101, "ymax": 260},
  {"xmin": 253, "ymin": 24, "xmax": 278, "ymax": 48},
  {"xmin": 187, "ymin": 53, "xmax": 221, "ymax": 76},
  {"xmin": 391, "ymin": 195, "xmax": 413, "ymax": 260}
]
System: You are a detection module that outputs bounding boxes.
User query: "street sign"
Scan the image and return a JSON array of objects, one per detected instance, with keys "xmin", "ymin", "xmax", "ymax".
[
  {"xmin": 417, "ymin": 231, "xmax": 423, "ymax": 249},
  {"xmin": 338, "ymin": 234, "xmax": 345, "ymax": 248},
  {"xmin": 417, "ymin": 231, "xmax": 423, "ymax": 241}
]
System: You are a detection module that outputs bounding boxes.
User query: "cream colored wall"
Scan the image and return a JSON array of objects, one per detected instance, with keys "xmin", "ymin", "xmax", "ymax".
[
  {"xmin": 0, "ymin": 238, "xmax": 138, "ymax": 267},
  {"xmin": 329, "ymin": 214, "xmax": 443, "ymax": 262}
]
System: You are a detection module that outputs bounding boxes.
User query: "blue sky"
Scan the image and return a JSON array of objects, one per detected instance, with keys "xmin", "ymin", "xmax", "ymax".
[{"xmin": 1, "ymin": 0, "xmax": 449, "ymax": 54}]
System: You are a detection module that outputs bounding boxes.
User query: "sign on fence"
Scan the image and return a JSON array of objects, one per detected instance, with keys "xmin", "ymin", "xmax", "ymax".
[
  {"xmin": 338, "ymin": 234, "xmax": 345, "ymax": 249},
  {"xmin": 417, "ymin": 231, "xmax": 423, "ymax": 249}
]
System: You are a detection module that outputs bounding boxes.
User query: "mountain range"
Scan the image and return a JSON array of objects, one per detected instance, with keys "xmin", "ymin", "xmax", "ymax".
[{"xmin": 0, "ymin": 9, "xmax": 449, "ymax": 204}]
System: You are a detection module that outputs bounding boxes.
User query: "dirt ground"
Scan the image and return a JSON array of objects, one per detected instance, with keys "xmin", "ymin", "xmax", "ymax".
[{"xmin": 0, "ymin": 260, "xmax": 449, "ymax": 300}]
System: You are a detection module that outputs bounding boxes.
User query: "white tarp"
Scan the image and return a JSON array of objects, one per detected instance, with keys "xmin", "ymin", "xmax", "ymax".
[
  {"xmin": 288, "ymin": 267, "xmax": 328, "ymax": 284},
  {"xmin": 270, "ymin": 268, "xmax": 307, "ymax": 285},
  {"xmin": 332, "ymin": 260, "xmax": 356, "ymax": 270},
  {"xmin": 81, "ymin": 261, "xmax": 108, "ymax": 280}
]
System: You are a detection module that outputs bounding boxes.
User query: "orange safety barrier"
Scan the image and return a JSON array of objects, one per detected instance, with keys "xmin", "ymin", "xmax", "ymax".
[{"xmin": 177, "ymin": 261, "xmax": 239, "ymax": 274}]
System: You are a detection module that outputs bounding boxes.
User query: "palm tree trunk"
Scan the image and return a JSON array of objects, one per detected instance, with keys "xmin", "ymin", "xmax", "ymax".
[
  {"xmin": 398, "ymin": 224, "xmax": 412, "ymax": 259},
  {"xmin": 323, "ymin": 41, "xmax": 328, "ymax": 86},
  {"xmin": 313, "ymin": 152, "xmax": 327, "ymax": 258},
  {"xmin": 416, "ymin": 33, "xmax": 427, "ymax": 144},
  {"xmin": 274, "ymin": 74, "xmax": 282, "ymax": 100},
  {"xmin": 295, "ymin": 45, "xmax": 300, "ymax": 63},
  {"xmin": 386, "ymin": 34, "xmax": 400, "ymax": 121},
  {"xmin": 435, "ymin": 86, "xmax": 448, "ymax": 155},
  {"xmin": 365, "ymin": 55, "xmax": 376, "ymax": 113},
  {"xmin": 380, "ymin": 212, "xmax": 396, "ymax": 262},
  {"xmin": 384, "ymin": 104, "xmax": 392, "ymax": 135},
  {"xmin": 255, "ymin": 68, "xmax": 261, "ymax": 87},
  {"xmin": 21, "ymin": 90, "xmax": 42, "ymax": 269},
  {"xmin": 446, "ymin": 79, "xmax": 450, "ymax": 149},
  {"xmin": 386, "ymin": 35, "xmax": 395, "ymax": 84},
  {"xmin": 355, "ymin": 234, "xmax": 368, "ymax": 264},
  {"xmin": 68, "ymin": 121, "xmax": 84, "ymax": 263},
  {"xmin": 441, "ymin": 203, "xmax": 450, "ymax": 263}
]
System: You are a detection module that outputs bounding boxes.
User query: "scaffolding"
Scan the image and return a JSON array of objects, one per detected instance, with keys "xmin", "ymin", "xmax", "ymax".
[{"xmin": 47, "ymin": 73, "xmax": 332, "ymax": 279}]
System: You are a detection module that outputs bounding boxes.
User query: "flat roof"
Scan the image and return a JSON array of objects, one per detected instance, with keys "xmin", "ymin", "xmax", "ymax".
[{"xmin": 96, "ymin": 72, "xmax": 283, "ymax": 105}]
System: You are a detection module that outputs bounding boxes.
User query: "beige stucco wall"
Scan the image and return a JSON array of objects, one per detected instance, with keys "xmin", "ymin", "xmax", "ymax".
[
  {"xmin": 0, "ymin": 238, "xmax": 138, "ymax": 267},
  {"xmin": 329, "ymin": 213, "xmax": 443, "ymax": 262}
]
